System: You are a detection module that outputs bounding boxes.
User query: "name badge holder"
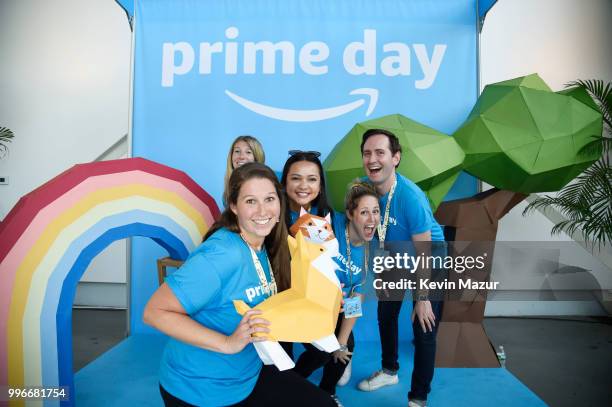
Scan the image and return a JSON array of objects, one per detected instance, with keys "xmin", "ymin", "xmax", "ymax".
[
  {"xmin": 344, "ymin": 295, "xmax": 362, "ymax": 319},
  {"xmin": 344, "ymin": 224, "xmax": 367, "ymax": 319}
]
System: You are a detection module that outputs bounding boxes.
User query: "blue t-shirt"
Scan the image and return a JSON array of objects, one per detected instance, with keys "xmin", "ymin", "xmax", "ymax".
[
  {"xmin": 160, "ymin": 228, "xmax": 273, "ymax": 406},
  {"xmin": 378, "ymin": 173, "xmax": 445, "ymax": 242},
  {"xmin": 334, "ymin": 215, "xmax": 367, "ymax": 296}
]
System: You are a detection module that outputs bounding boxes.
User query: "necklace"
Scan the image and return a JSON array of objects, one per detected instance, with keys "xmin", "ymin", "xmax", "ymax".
[
  {"xmin": 377, "ymin": 179, "xmax": 397, "ymax": 250},
  {"xmin": 345, "ymin": 224, "xmax": 369, "ymax": 296},
  {"xmin": 240, "ymin": 234, "xmax": 277, "ymax": 297}
]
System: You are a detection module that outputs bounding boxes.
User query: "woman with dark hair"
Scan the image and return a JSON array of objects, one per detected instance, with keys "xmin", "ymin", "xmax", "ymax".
[
  {"xmin": 280, "ymin": 150, "xmax": 339, "ymax": 229},
  {"xmin": 144, "ymin": 162, "xmax": 334, "ymax": 407},
  {"xmin": 279, "ymin": 151, "xmax": 344, "ymax": 362}
]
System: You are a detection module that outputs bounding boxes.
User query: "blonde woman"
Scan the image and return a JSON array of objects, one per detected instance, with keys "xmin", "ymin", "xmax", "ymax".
[{"xmin": 223, "ymin": 135, "xmax": 265, "ymax": 206}]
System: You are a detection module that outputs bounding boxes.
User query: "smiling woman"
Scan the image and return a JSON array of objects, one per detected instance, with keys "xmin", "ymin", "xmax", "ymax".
[
  {"xmin": 230, "ymin": 176, "xmax": 280, "ymax": 251},
  {"xmin": 144, "ymin": 163, "xmax": 336, "ymax": 407},
  {"xmin": 223, "ymin": 135, "xmax": 265, "ymax": 206},
  {"xmin": 281, "ymin": 150, "xmax": 339, "ymax": 230}
]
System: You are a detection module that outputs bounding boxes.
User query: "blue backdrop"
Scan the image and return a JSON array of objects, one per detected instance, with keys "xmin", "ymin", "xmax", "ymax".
[{"xmin": 130, "ymin": 0, "xmax": 480, "ymax": 336}]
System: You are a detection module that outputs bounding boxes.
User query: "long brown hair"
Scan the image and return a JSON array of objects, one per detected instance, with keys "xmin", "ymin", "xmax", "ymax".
[{"xmin": 206, "ymin": 162, "xmax": 291, "ymax": 291}]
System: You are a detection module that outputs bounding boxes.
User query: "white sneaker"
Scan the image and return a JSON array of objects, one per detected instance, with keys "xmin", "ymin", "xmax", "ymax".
[
  {"xmin": 337, "ymin": 359, "xmax": 352, "ymax": 386},
  {"xmin": 357, "ymin": 370, "xmax": 399, "ymax": 391},
  {"xmin": 330, "ymin": 395, "xmax": 344, "ymax": 407},
  {"xmin": 408, "ymin": 400, "xmax": 427, "ymax": 407}
]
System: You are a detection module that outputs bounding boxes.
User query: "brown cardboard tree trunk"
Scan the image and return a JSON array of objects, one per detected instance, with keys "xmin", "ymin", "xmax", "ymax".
[{"xmin": 433, "ymin": 188, "xmax": 527, "ymax": 367}]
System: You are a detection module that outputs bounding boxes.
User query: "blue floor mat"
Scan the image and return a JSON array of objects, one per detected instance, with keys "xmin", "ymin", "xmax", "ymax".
[{"xmin": 75, "ymin": 335, "xmax": 545, "ymax": 406}]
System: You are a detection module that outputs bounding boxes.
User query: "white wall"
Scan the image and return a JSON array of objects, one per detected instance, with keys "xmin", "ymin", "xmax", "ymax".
[
  {"xmin": 0, "ymin": 0, "xmax": 131, "ymax": 306},
  {"xmin": 480, "ymin": 0, "xmax": 612, "ymax": 90},
  {"xmin": 0, "ymin": 0, "xmax": 131, "ymax": 217},
  {"xmin": 479, "ymin": 0, "xmax": 612, "ymax": 315}
]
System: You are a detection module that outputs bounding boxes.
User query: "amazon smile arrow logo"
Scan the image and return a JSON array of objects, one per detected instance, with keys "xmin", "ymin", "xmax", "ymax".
[{"xmin": 225, "ymin": 88, "xmax": 379, "ymax": 122}]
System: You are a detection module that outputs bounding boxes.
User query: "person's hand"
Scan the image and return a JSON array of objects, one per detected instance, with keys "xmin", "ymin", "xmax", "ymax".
[
  {"xmin": 411, "ymin": 300, "xmax": 435, "ymax": 333},
  {"xmin": 332, "ymin": 346, "xmax": 352, "ymax": 364},
  {"xmin": 224, "ymin": 310, "xmax": 270, "ymax": 354}
]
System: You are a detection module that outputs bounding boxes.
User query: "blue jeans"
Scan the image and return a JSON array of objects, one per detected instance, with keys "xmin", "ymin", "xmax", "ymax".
[
  {"xmin": 377, "ymin": 240, "xmax": 447, "ymax": 401},
  {"xmin": 377, "ymin": 298, "xmax": 443, "ymax": 401}
]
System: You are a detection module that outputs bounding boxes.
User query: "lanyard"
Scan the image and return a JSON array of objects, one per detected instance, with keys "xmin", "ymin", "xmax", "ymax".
[
  {"xmin": 345, "ymin": 224, "xmax": 369, "ymax": 296},
  {"xmin": 376, "ymin": 179, "xmax": 397, "ymax": 250},
  {"xmin": 241, "ymin": 235, "xmax": 277, "ymax": 297}
]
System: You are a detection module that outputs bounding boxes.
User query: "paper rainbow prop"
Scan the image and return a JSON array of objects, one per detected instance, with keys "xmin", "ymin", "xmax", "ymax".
[{"xmin": 0, "ymin": 157, "xmax": 220, "ymax": 403}]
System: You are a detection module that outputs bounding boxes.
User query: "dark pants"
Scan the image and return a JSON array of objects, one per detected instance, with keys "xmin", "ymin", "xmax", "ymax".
[
  {"xmin": 294, "ymin": 317, "xmax": 355, "ymax": 395},
  {"xmin": 378, "ymin": 298, "xmax": 443, "ymax": 401},
  {"xmin": 160, "ymin": 365, "xmax": 335, "ymax": 407},
  {"xmin": 280, "ymin": 341, "xmax": 294, "ymax": 360}
]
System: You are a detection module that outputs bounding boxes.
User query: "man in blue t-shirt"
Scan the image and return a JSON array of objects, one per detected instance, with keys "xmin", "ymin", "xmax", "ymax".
[{"xmin": 356, "ymin": 129, "xmax": 445, "ymax": 407}]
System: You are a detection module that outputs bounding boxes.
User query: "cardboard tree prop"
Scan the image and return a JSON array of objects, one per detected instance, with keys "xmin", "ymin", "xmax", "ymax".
[
  {"xmin": 0, "ymin": 158, "xmax": 220, "ymax": 403},
  {"xmin": 234, "ymin": 231, "xmax": 342, "ymax": 371},
  {"xmin": 453, "ymin": 74, "xmax": 602, "ymax": 193},
  {"xmin": 435, "ymin": 74, "xmax": 603, "ymax": 367},
  {"xmin": 324, "ymin": 114, "xmax": 465, "ymax": 211},
  {"xmin": 323, "ymin": 74, "xmax": 602, "ymax": 368},
  {"xmin": 434, "ymin": 189, "xmax": 527, "ymax": 367}
]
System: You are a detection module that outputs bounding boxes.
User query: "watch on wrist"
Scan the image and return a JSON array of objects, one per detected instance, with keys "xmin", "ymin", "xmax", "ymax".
[
  {"xmin": 416, "ymin": 294, "xmax": 429, "ymax": 301},
  {"xmin": 338, "ymin": 344, "xmax": 349, "ymax": 352}
]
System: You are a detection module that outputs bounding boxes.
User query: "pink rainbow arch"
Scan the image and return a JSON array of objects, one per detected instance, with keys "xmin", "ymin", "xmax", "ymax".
[{"xmin": 0, "ymin": 158, "xmax": 220, "ymax": 405}]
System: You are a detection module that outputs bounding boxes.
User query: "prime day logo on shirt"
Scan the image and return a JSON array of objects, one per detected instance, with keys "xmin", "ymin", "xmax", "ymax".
[{"xmin": 161, "ymin": 27, "xmax": 446, "ymax": 122}]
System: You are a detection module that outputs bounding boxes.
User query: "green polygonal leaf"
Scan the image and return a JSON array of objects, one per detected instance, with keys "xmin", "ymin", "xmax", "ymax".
[
  {"xmin": 558, "ymin": 86, "xmax": 599, "ymax": 112},
  {"xmin": 453, "ymin": 73, "xmax": 603, "ymax": 193},
  {"xmin": 425, "ymin": 171, "xmax": 461, "ymax": 208},
  {"xmin": 454, "ymin": 118, "xmax": 501, "ymax": 165},
  {"xmin": 468, "ymin": 85, "xmax": 516, "ymax": 118},
  {"xmin": 324, "ymin": 114, "xmax": 464, "ymax": 211},
  {"xmin": 495, "ymin": 73, "xmax": 552, "ymax": 91}
]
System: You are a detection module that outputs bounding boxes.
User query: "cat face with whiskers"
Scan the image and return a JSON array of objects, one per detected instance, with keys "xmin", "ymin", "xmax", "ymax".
[{"xmin": 289, "ymin": 208, "xmax": 335, "ymax": 244}]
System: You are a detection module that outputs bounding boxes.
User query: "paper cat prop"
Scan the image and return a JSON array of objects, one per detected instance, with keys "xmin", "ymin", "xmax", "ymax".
[
  {"xmin": 289, "ymin": 208, "xmax": 336, "ymax": 244},
  {"xmin": 233, "ymin": 210, "xmax": 342, "ymax": 370}
]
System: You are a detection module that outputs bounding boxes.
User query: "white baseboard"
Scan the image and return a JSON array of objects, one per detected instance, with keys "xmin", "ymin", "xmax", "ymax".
[{"xmin": 74, "ymin": 282, "xmax": 127, "ymax": 309}]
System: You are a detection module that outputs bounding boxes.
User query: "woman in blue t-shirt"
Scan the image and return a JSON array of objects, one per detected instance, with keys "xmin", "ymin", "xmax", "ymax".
[
  {"xmin": 280, "ymin": 150, "xmax": 342, "ymax": 230},
  {"xmin": 279, "ymin": 150, "xmax": 343, "ymax": 361},
  {"xmin": 144, "ymin": 162, "xmax": 335, "ymax": 407},
  {"xmin": 293, "ymin": 181, "xmax": 381, "ymax": 405}
]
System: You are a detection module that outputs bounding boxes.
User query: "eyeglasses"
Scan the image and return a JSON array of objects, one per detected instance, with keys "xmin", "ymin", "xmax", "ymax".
[{"xmin": 288, "ymin": 150, "xmax": 321, "ymax": 158}]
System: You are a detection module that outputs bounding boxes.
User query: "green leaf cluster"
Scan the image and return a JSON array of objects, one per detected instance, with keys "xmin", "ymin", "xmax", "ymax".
[
  {"xmin": 524, "ymin": 80, "xmax": 612, "ymax": 248},
  {"xmin": 0, "ymin": 126, "xmax": 14, "ymax": 157}
]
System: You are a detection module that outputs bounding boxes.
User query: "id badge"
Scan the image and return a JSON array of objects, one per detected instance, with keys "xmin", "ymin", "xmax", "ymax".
[{"xmin": 344, "ymin": 295, "xmax": 363, "ymax": 319}]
